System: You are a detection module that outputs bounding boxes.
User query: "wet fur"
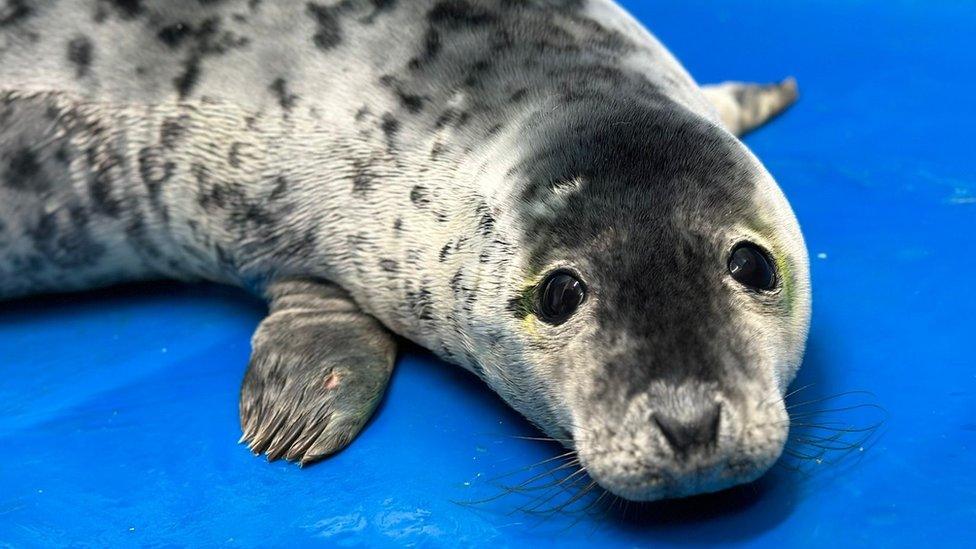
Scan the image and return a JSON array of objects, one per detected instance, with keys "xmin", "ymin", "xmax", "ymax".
[{"xmin": 0, "ymin": 0, "xmax": 809, "ymax": 501}]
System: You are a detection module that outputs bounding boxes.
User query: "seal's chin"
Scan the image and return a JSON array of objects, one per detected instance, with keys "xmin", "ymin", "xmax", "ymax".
[
  {"xmin": 573, "ymin": 399, "xmax": 790, "ymax": 502},
  {"xmin": 578, "ymin": 450, "xmax": 777, "ymax": 502}
]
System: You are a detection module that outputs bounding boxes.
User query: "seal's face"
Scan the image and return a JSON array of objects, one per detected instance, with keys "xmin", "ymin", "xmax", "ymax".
[{"xmin": 490, "ymin": 99, "xmax": 811, "ymax": 501}]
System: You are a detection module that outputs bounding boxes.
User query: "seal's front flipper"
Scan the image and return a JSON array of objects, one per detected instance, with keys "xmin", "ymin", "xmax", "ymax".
[
  {"xmin": 701, "ymin": 78, "xmax": 799, "ymax": 137},
  {"xmin": 240, "ymin": 279, "xmax": 396, "ymax": 465}
]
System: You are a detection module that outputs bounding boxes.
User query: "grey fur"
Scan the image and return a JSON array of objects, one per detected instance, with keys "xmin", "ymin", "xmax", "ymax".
[{"xmin": 0, "ymin": 0, "xmax": 810, "ymax": 502}]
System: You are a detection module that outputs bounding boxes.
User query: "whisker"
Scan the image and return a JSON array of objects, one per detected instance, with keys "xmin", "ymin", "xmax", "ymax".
[
  {"xmin": 453, "ymin": 457, "xmax": 580, "ymax": 506},
  {"xmin": 789, "ymin": 421, "xmax": 883, "ymax": 433},
  {"xmin": 516, "ymin": 468, "xmax": 589, "ymax": 515},
  {"xmin": 498, "ymin": 459, "xmax": 582, "ymax": 494},
  {"xmin": 791, "ymin": 436, "xmax": 859, "ymax": 452},
  {"xmin": 511, "ymin": 435, "xmax": 576, "ymax": 444},
  {"xmin": 578, "ymin": 488, "xmax": 611, "ymax": 517},
  {"xmin": 784, "ymin": 447, "xmax": 828, "ymax": 461},
  {"xmin": 790, "ymin": 401, "xmax": 888, "ymax": 415},
  {"xmin": 783, "ymin": 382, "xmax": 816, "ymax": 401},
  {"xmin": 786, "ymin": 390, "xmax": 878, "ymax": 411},
  {"xmin": 762, "ymin": 382, "xmax": 815, "ymax": 409},
  {"xmin": 566, "ymin": 489, "xmax": 610, "ymax": 532},
  {"xmin": 544, "ymin": 480, "xmax": 599, "ymax": 515},
  {"xmin": 488, "ymin": 450, "xmax": 577, "ymax": 481}
]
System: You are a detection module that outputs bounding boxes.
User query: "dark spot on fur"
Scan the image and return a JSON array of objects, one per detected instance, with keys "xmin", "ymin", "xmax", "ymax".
[
  {"xmin": 160, "ymin": 116, "xmax": 188, "ymax": 149},
  {"xmin": 158, "ymin": 22, "xmax": 192, "ymax": 48},
  {"xmin": 28, "ymin": 207, "xmax": 107, "ymax": 269},
  {"xmin": 371, "ymin": 0, "xmax": 396, "ymax": 11},
  {"xmin": 306, "ymin": 2, "xmax": 342, "ymax": 50},
  {"xmin": 138, "ymin": 147, "xmax": 175, "ymax": 188},
  {"xmin": 270, "ymin": 78, "xmax": 299, "ymax": 112},
  {"xmin": 3, "ymin": 148, "xmax": 47, "ymax": 192},
  {"xmin": 379, "ymin": 259, "xmax": 398, "ymax": 273},
  {"xmin": 138, "ymin": 147, "xmax": 174, "ymax": 221},
  {"xmin": 351, "ymin": 159, "xmax": 374, "ymax": 194},
  {"xmin": 380, "ymin": 113, "xmax": 400, "ymax": 151},
  {"xmin": 107, "ymin": 0, "xmax": 145, "ymax": 20},
  {"xmin": 408, "ymin": 29, "xmax": 442, "ymax": 70},
  {"xmin": 380, "ymin": 75, "xmax": 428, "ymax": 114},
  {"xmin": 434, "ymin": 110, "xmax": 454, "ymax": 129},
  {"xmin": 449, "ymin": 269, "xmax": 463, "ymax": 295},
  {"xmin": 54, "ymin": 145, "xmax": 71, "ymax": 165},
  {"xmin": 510, "ymin": 88, "xmax": 529, "ymax": 103},
  {"xmin": 381, "ymin": 113, "xmax": 400, "ymax": 138},
  {"xmin": 0, "ymin": 0, "xmax": 33, "ymax": 28},
  {"xmin": 410, "ymin": 185, "xmax": 430, "ymax": 208},
  {"xmin": 67, "ymin": 37, "xmax": 94, "ymax": 79},
  {"xmin": 428, "ymin": 0, "xmax": 497, "ymax": 29},
  {"xmin": 362, "ymin": 0, "xmax": 397, "ymax": 23},
  {"xmin": 169, "ymin": 17, "xmax": 250, "ymax": 99},
  {"xmin": 228, "ymin": 142, "xmax": 246, "ymax": 168},
  {"xmin": 463, "ymin": 58, "xmax": 493, "ymax": 88},
  {"xmin": 269, "ymin": 175, "xmax": 289, "ymax": 200},
  {"xmin": 393, "ymin": 217, "xmax": 403, "ymax": 233},
  {"xmin": 397, "ymin": 91, "xmax": 426, "ymax": 113},
  {"xmin": 439, "ymin": 242, "xmax": 453, "ymax": 262},
  {"xmin": 434, "ymin": 108, "xmax": 470, "ymax": 129},
  {"xmin": 476, "ymin": 204, "xmax": 495, "ymax": 236},
  {"xmin": 430, "ymin": 142, "xmax": 447, "ymax": 160},
  {"xmin": 87, "ymin": 168, "xmax": 124, "ymax": 218},
  {"xmin": 174, "ymin": 55, "xmax": 202, "ymax": 100},
  {"xmin": 406, "ymin": 287, "xmax": 435, "ymax": 321}
]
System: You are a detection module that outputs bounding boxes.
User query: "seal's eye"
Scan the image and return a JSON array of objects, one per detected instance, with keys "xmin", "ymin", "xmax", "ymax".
[
  {"xmin": 538, "ymin": 270, "xmax": 586, "ymax": 324},
  {"xmin": 728, "ymin": 243, "xmax": 777, "ymax": 291}
]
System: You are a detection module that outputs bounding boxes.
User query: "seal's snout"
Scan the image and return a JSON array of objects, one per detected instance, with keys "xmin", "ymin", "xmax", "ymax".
[
  {"xmin": 653, "ymin": 402, "xmax": 721, "ymax": 456},
  {"xmin": 574, "ymin": 381, "xmax": 790, "ymax": 501}
]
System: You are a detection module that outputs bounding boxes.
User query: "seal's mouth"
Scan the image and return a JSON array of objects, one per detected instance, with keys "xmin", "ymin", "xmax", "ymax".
[{"xmin": 577, "ymin": 452, "xmax": 773, "ymax": 502}]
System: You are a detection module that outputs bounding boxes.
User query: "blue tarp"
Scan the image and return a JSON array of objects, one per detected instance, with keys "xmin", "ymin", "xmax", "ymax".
[{"xmin": 2, "ymin": 1, "xmax": 974, "ymax": 546}]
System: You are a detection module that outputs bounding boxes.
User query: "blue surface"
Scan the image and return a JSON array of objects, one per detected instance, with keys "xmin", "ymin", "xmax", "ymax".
[{"xmin": 2, "ymin": 1, "xmax": 975, "ymax": 546}]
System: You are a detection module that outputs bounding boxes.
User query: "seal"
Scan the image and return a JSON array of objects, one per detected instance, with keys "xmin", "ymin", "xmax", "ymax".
[{"xmin": 0, "ymin": 0, "xmax": 810, "ymax": 501}]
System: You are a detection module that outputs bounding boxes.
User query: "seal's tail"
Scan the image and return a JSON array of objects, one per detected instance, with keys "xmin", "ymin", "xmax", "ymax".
[{"xmin": 701, "ymin": 77, "xmax": 800, "ymax": 137}]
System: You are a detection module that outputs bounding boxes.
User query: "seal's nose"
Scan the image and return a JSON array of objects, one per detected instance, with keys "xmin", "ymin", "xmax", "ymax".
[{"xmin": 653, "ymin": 403, "xmax": 721, "ymax": 455}]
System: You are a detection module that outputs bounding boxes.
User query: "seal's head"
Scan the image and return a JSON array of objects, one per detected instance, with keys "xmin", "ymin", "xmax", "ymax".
[{"xmin": 473, "ymin": 97, "xmax": 811, "ymax": 501}]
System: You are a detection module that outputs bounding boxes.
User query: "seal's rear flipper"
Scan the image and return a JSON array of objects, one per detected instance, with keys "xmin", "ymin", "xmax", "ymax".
[
  {"xmin": 701, "ymin": 77, "xmax": 799, "ymax": 137},
  {"xmin": 240, "ymin": 279, "xmax": 396, "ymax": 465}
]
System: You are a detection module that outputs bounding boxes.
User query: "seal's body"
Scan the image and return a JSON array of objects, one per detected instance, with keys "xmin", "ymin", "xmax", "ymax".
[{"xmin": 0, "ymin": 0, "xmax": 810, "ymax": 501}]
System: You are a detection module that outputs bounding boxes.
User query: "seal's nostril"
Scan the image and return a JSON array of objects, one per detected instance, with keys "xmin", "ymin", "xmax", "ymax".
[{"xmin": 653, "ymin": 403, "xmax": 722, "ymax": 455}]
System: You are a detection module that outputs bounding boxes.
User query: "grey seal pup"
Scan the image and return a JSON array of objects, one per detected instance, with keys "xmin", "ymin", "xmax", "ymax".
[{"xmin": 0, "ymin": 0, "xmax": 810, "ymax": 501}]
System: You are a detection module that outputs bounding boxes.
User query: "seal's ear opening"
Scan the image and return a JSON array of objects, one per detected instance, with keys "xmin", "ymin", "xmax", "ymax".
[
  {"xmin": 537, "ymin": 270, "xmax": 587, "ymax": 325},
  {"xmin": 728, "ymin": 243, "xmax": 777, "ymax": 291}
]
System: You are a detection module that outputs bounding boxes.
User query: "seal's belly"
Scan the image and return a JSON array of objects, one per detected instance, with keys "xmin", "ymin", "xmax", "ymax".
[{"xmin": 0, "ymin": 92, "xmax": 169, "ymax": 298}]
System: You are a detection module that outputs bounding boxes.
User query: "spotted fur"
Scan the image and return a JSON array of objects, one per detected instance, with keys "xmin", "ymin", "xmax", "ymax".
[{"xmin": 0, "ymin": 0, "xmax": 809, "ymax": 501}]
